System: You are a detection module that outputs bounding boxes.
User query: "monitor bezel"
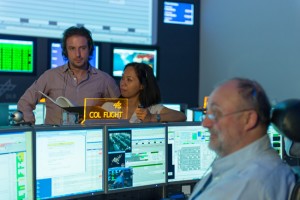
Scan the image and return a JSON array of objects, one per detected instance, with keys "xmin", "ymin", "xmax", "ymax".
[
  {"xmin": 111, "ymin": 44, "xmax": 159, "ymax": 79},
  {"xmin": 104, "ymin": 123, "xmax": 167, "ymax": 194},
  {"xmin": 33, "ymin": 124, "xmax": 105, "ymax": 199},
  {"xmin": 0, "ymin": 34, "xmax": 37, "ymax": 75}
]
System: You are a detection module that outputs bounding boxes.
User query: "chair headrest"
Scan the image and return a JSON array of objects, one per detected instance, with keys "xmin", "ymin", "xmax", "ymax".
[
  {"xmin": 271, "ymin": 99, "xmax": 300, "ymax": 142},
  {"xmin": 284, "ymin": 137, "xmax": 300, "ymax": 158}
]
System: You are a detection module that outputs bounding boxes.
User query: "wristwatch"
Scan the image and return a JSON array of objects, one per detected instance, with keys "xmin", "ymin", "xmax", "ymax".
[{"xmin": 156, "ymin": 114, "xmax": 161, "ymax": 122}]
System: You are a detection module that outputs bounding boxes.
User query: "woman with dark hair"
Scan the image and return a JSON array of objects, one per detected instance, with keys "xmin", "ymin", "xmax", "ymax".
[{"xmin": 120, "ymin": 62, "xmax": 186, "ymax": 123}]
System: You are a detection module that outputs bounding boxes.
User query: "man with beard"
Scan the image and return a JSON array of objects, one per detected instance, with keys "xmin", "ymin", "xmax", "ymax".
[
  {"xmin": 18, "ymin": 26, "xmax": 120, "ymax": 125},
  {"xmin": 189, "ymin": 77, "xmax": 295, "ymax": 200}
]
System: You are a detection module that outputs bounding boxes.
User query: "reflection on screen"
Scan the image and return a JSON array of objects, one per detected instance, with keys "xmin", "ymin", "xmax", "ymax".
[
  {"xmin": 0, "ymin": 129, "xmax": 33, "ymax": 199},
  {"xmin": 35, "ymin": 127, "xmax": 104, "ymax": 199},
  {"xmin": 50, "ymin": 42, "xmax": 99, "ymax": 69},
  {"xmin": 268, "ymin": 124, "xmax": 283, "ymax": 158},
  {"xmin": 167, "ymin": 123, "xmax": 216, "ymax": 183},
  {"xmin": 113, "ymin": 47, "xmax": 157, "ymax": 77},
  {"xmin": 107, "ymin": 125, "xmax": 166, "ymax": 191}
]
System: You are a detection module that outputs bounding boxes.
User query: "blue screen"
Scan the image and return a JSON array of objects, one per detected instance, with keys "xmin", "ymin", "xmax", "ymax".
[{"xmin": 163, "ymin": 2, "xmax": 194, "ymax": 25}]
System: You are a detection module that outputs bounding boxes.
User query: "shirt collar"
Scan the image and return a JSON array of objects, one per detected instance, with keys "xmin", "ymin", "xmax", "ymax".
[{"xmin": 62, "ymin": 62, "xmax": 97, "ymax": 74}]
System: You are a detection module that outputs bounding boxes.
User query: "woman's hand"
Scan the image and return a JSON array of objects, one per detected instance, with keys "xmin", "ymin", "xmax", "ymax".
[{"xmin": 135, "ymin": 107, "xmax": 153, "ymax": 122}]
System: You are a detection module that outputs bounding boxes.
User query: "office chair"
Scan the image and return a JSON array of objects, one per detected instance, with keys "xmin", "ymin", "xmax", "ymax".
[{"xmin": 271, "ymin": 99, "xmax": 300, "ymax": 200}]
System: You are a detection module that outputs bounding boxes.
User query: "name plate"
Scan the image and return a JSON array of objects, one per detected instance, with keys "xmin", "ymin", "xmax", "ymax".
[{"xmin": 81, "ymin": 98, "xmax": 128, "ymax": 124}]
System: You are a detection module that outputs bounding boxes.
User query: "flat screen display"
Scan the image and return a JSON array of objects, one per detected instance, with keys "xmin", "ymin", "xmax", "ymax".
[
  {"xmin": 186, "ymin": 108, "xmax": 193, "ymax": 122},
  {"xmin": 0, "ymin": 0, "xmax": 157, "ymax": 45},
  {"xmin": 50, "ymin": 42, "xmax": 99, "ymax": 69},
  {"xmin": 167, "ymin": 122, "xmax": 216, "ymax": 183},
  {"xmin": 35, "ymin": 125, "xmax": 104, "ymax": 199},
  {"xmin": 112, "ymin": 47, "xmax": 157, "ymax": 77},
  {"xmin": 106, "ymin": 124, "xmax": 166, "ymax": 192},
  {"xmin": 33, "ymin": 103, "xmax": 46, "ymax": 125},
  {"xmin": 163, "ymin": 2, "xmax": 194, "ymax": 25},
  {"xmin": 0, "ymin": 127, "xmax": 33, "ymax": 199},
  {"xmin": 0, "ymin": 37, "xmax": 35, "ymax": 73},
  {"xmin": 193, "ymin": 110, "xmax": 204, "ymax": 122}
]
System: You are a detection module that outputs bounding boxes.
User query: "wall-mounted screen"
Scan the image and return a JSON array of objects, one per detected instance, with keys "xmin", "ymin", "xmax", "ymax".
[
  {"xmin": 0, "ymin": 127, "xmax": 34, "ymax": 199},
  {"xmin": 34, "ymin": 125, "xmax": 104, "ymax": 199},
  {"xmin": 105, "ymin": 124, "xmax": 166, "ymax": 192},
  {"xmin": 50, "ymin": 42, "xmax": 99, "ymax": 69},
  {"xmin": 163, "ymin": 2, "xmax": 194, "ymax": 25},
  {"xmin": 0, "ymin": 36, "xmax": 35, "ymax": 74},
  {"xmin": 112, "ymin": 47, "xmax": 158, "ymax": 77},
  {"xmin": 0, "ymin": 0, "xmax": 158, "ymax": 45},
  {"xmin": 167, "ymin": 122, "xmax": 216, "ymax": 183}
]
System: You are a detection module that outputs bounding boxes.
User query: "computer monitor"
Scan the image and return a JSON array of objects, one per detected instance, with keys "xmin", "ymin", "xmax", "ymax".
[
  {"xmin": 268, "ymin": 124, "xmax": 283, "ymax": 158},
  {"xmin": 33, "ymin": 103, "xmax": 46, "ymax": 125},
  {"xmin": 49, "ymin": 41, "xmax": 99, "ymax": 69},
  {"xmin": 163, "ymin": 1, "xmax": 194, "ymax": 26},
  {"xmin": 112, "ymin": 46, "xmax": 158, "ymax": 77},
  {"xmin": 186, "ymin": 108, "xmax": 193, "ymax": 122},
  {"xmin": 0, "ymin": 103, "xmax": 10, "ymax": 126},
  {"xmin": 0, "ymin": 103, "xmax": 44, "ymax": 126},
  {"xmin": 193, "ymin": 110, "xmax": 204, "ymax": 122},
  {"xmin": 105, "ymin": 123, "xmax": 166, "ymax": 192},
  {"xmin": 0, "ymin": 35, "xmax": 36, "ymax": 74},
  {"xmin": 0, "ymin": 126, "xmax": 34, "ymax": 199},
  {"xmin": 167, "ymin": 122, "xmax": 216, "ymax": 183},
  {"xmin": 34, "ymin": 125, "xmax": 104, "ymax": 199}
]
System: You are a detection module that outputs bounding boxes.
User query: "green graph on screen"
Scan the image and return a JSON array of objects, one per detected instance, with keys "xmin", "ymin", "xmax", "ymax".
[{"xmin": 0, "ymin": 39, "xmax": 33, "ymax": 73}]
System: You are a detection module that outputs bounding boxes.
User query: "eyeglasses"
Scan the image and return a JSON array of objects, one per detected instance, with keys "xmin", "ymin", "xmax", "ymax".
[{"xmin": 204, "ymin": 108, "xmax": 254, "ymax": 123}]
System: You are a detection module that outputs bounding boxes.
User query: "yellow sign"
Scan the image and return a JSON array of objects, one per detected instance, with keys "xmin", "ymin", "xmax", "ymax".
[{"xmin": 81, "ymin": 98, "xmax": 128, "ymax": 124}]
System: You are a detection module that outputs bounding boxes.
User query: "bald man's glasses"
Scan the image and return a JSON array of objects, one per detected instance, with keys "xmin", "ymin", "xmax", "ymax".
[{"xmin": 204, "ymin": 108, "xmax": 254, "ymax": 123}]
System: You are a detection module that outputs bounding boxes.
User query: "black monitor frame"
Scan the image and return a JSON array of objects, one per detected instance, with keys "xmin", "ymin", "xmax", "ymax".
[
  {"xmin": 104, "ymin": 123, "xmax": 167, "ymax": 193},
  {"xmin": 0, "ymin": 126, "xmax": 34, "ymax": 199},
  {"xmin": 0, "ymin": 34, "xmax": 37, "ymax": 75},
  {"xmin": 111, "ymin": 44, "xmax": 159, "ymax": 79},
  {"xmin": 33, "ymin": 124, "xmax": 105, "ymax": 199},
  {"xmin": 166, "ymin": 122, "xmax": 216, "ymax": 184}
]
